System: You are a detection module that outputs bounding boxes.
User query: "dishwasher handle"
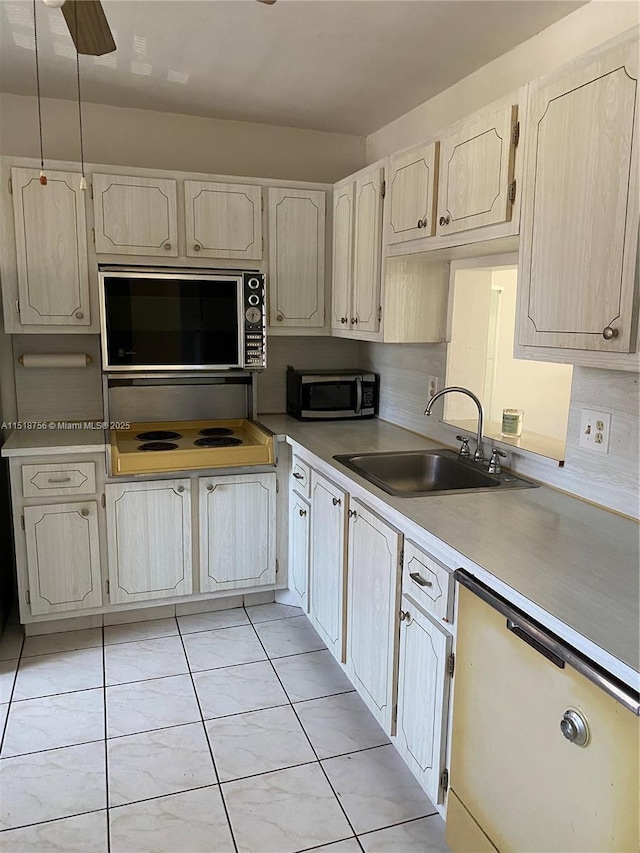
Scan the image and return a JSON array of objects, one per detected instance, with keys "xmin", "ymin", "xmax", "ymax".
[{"xmin": 455, "ymin": 569, "xmax": 640, "ymax": 716}]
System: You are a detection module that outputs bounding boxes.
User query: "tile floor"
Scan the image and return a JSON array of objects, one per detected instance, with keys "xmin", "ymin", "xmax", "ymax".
[{"xmin": 0, "ymin": 603, "xmax": 449, "ymax": 853}]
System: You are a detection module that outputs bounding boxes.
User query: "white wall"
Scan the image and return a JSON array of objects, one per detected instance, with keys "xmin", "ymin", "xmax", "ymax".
[
  {"xmin": 366, "ymin": 2, "xmax": 639, "ymax": 161},
  {"xmin": 0, "ymin": 93, "xmax": 366, "ymax": 183}
]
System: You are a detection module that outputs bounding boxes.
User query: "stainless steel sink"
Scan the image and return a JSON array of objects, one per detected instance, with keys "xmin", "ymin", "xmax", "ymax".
[{"xmin": 333, "ymin": 449, "xmax": 538, "ymax": 497}]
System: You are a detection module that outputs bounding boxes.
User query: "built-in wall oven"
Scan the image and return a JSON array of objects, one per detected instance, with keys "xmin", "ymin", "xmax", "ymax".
[{"xmin": 99, "ymin": 267, "xmax": 266, "ymax": 372}]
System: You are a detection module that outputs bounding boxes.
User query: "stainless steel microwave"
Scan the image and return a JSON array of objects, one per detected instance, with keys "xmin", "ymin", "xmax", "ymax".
[
  {"xmin": 286, "ymin": 368, "xmax": 379, "ymax": 420},
  {"xmin": 99, "ymin": 267, "xmax": 266, "ymax": 372}
]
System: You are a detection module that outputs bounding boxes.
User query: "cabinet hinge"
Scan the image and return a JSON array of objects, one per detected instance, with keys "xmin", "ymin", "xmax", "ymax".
[
  {"xmin": 378, "ymin": 305, "xmax": 382, "ymax": 323},
  {"xmin": 105, "ymin": 579, "xmax": 110, "ymax": 594},
  {"xmin": 8, "ymin": 177, "xmax": 12, "ymax": 195},
  {"xmin": 20, "ymin": 515, "xmax": 24, "ymax": 530},
  {"xmin": 508, "ymin": 180, "xmax": 517, "ymax": 205},
  {"xmin": 276, "ymin": 559, "xmax": 279, "ymax": 573},
  {"xmin": 276, "ymin": 480, "xmax": 279, "ymax": 494},
  {"xmin": 91, "ymin": 228, "xmax": 95, "ymax": 243},
  {"xmin": 447, "ymin": 652, "xmax": 455, "ymax": 677},
  {"xmin": 101, "ymin": 494, "xmax": 106, "ymax": 508},
  {"xmin": 261, "ymin": 195, "xmax": 264, "ymax": 212},
  {"xmin": 512, "ymin": 121, "xmax": 520, "ymax": 147},
  {"xmin": 440, "ymin": 768, "xmax": 449, "ymax": 792},
  {"xmin": 15, "ymin": 299, "xmax": 20, "ymax": 315},
  {"xmin": 26, "ymin": 589, "xmax": 30, "ymax": 605},
  {"xmin": 399, "ymin": 548, "xmax": 404, "ymax": 565},
  {"xmin": 89, "ymin": 183, "xmax": 93, "ymax": 200},
  {"xmin": 380, "ymin": 179, "xmax": 386, "ymax": 199}
]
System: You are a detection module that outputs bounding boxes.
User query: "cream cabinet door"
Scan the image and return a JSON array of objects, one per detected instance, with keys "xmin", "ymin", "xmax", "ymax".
[
  {"xmin": 352, "ymin": 166, "xmax": 384, "ymax": 333},
  {"xmin": 199, "ymin": 473, "xmax": 276, "ymax": 592},
  {"xmin": 92, "ymin": 173, "xmax": 178, "ymax": 256},
  {"xmin": 185, "ymin": 180, "xmax": 262, "ymax": 260},
  {"xmin": 387, "ymin": 142, "xmax": 439, "ymax": 243},
  {"xmin": 395, "ymin": 598, "xmax": 452, "ymax": 805},
  {"xmin": 518, "ymin": 38, "xmax": 638, "ymax": 353},
  {"xmin": 309, "ymin": 472, "xmax": 348, "ymax": 662},
  {"xmin": 24, "ymin": 501, "xmax": 102, "ymax": 616},
  {"xmin": 436, "ymin": 100, "xmax": 517, "ymax": 236},
  {"xmin": 268, "ymin": 187, "xmax": 326, "ymax": 328},
  {"xmin": 346, "ymin": 501, "xmax": 402, "ymax": 733},
  {"xmin": 106, "ymin": 479, "xmax": 192, "ymax": 604},
  {"xmin": 11, "ymin": 168, "xmax": 90, "ymax": 327},
  {"xmin": 331, "ymin": 182, "xmax": 353, "ymax": 332},
  {"xmin": 289, "ymin": 492, "xmax": 310, "ymax": 611}
]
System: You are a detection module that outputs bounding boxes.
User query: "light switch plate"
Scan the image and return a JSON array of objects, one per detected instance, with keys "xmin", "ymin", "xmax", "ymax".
[{"xmin": 579, "ymin": 409, "xmax": 611, "ymax": 454}]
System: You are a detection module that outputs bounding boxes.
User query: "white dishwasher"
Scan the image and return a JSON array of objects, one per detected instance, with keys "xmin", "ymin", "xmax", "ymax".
[{"xmin": 446, "ymin": 571, "xmax": 640, "ymax": 853}]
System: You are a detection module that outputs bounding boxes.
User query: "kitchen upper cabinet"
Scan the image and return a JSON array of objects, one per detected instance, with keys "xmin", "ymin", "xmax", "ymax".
[
  {"xmin": 199, "ymin": 473, "xmax": 276, "ymax": 592},
  {"xmin": 352, "ymin": 165, "xmax": 384, "ymax": 333},
  {"xmin": 185, "ymin": 180, "xmax": 262, "ymax": 260},
  {"xmin": 309, "ymin": 471, "xmax": 348, "ymax": 661},
  {"xmin": 331, "ymin": 182, "xmax": 353, "ymax": 332},
  {"xmin": 268, "ymin": 187, "xmax": 326, "ymax": 328},
  {"xmin": 518, "ymin": 36, "xmax": 639, "ymax": 354},
  {"xmin": 105, "ymin": 479, "xmax": 192, "ymax": 604},
  {"xmin": 346, "ymin": 501, "xmax": 402, "ymax": 733},
  {"xmin": 387, "ymin": 142, "xmax": 439, "ymax": 244},
  {"xmin": 289, "ymin": 491, "xmax": 310, "ymax": 611},
  {"xmin": 24, "ymin": 501, "xmax": 102, "ymax": 616},
  {"xmin": 92, "ymin": 173, "xmax": 178, "ymax": 256},
  {"xmin": 11, "ymin": 168, "xmax": 91, "ymax": 327},
  {"xmin": 436, "ymin": 98, "xmax": 518, "ymax": 236},
  {"xmin": 395, "ymin": 597, "xmax": 452, "ymax": 805}
]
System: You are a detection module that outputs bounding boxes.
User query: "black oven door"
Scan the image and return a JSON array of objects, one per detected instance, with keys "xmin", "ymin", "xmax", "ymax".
[{"xmin": 101, "ymin": 273, "xmax": 243, "ymax": 370}]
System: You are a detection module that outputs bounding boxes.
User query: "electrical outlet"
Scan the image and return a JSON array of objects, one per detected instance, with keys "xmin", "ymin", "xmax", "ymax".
[
  {"xmin": 579, "ymin": 409, "xmax": 611, "ymax": 454},
  {"xmin": 428, "ymin": 375, "xmax": 440, "ymax": 399}
]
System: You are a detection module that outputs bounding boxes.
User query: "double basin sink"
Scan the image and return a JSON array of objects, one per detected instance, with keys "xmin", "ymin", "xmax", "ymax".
[{"xmin": 333, "ymin": 448, "xmax": 537, "ymax": 497}]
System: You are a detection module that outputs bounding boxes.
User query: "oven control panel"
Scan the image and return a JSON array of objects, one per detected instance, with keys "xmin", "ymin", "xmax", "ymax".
[{"xmin": 243, "ymin": 273, "xmax": 267, "ymax": 369}]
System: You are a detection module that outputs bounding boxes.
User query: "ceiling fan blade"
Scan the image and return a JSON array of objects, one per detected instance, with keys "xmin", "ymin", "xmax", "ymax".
[
  {"xmin": 256, "ymin": 0, "xmax": 277, "ymax": 4},
  {"xmin": 61, "ymin": 0, "xmax": 116, "ymax": 56}
]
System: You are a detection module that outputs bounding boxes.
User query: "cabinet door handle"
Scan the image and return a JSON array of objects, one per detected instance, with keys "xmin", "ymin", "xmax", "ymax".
[
  {"xmin": 293, "ymin": 472, "xmax": 304, "ymax": 480},
  {"xmin": 207, "ymin": 484, "xmax": 214, "ymax": 491},
  {"xmin": 350, "ymin": 317, "xmax": 358, "ymax": 325},
  {"xmin": 399, "ymin": 609, "xmax": 412, "ymax": 622},
  {"xmin": 341, "ymin": 316, "xmax": 347, "ymax": 324},
  {"xmin": 602, "ymin": 326, "xmax": 618, "ymax": 340},
  {"xmin": 80, "ymin": 508, "xmax": 89, "ymax": 517},
  {"xmin": 47, "ymin": 476, "xmax": 72, "ymax": 484},
  {"xmin": 332, "ymin": 497, "xmax": 341, "ymax": 506},
  {"xmin": 410, "ymin": 571, "xmax": 433, "ymax": 588},
  {"xmin": 164, "ymin": 242, "xmax": 172, "ymax": 251},
  {"xmin": 75, "ymin": 311, "xmax": 84, "ymax": 320},
  {"xmin": 194, "ymin": 243, "xmax": 201, "ymax": 252},
  {"xmin": 177, "ymin": 486, "xmax": 185, "ymax": 493},
  {"xmin": 348, "ymin": 509, "xmax": 357, "ymax": 519},
  {"xmin": 417, "ymin": 218, "xmax": 424, "ymax": 229},
  {"xmin": 439, "ymin": 215, "xmax": 450, "ymax": 226},
  {"xmin": 298, "ymin": 508, "xmax": 307, "ymax": 517},
  {"xmin": 276, "ymin": 314, "xmax": 284, "ymax": 322}
]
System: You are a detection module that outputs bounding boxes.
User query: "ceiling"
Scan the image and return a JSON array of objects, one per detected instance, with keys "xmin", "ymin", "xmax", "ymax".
[{"xmin": 0, "ymin": 0, "xmax": 588, "ymax": 136}]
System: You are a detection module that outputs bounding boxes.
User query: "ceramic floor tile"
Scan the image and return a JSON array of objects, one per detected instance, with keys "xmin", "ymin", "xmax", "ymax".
[
  {"xmin": 273, "ymin": 650, "xmax": 354, "ymax": 702},
  {"xmin": 178, "ymin": 607, "xmax": 250, "ymax": 634},
  {"xmin": 0, "ymin": 625, "xmax": 24, "ymax": 661},
  {"xmin": 13, "ymin": 647, "xmax": 104, "ymax": 700},
  {"xmin": 223, "ymin": 762, "xmax": 352, "ymax": 853},
  {"xmin": 2, "ymin": 688, "xmax": 104, "ymax": 757},
  {"xmin": 104, "ymin": 635, "xmax": 188, "ymax": 686},
  {"xmin": 109, "ymin": 785, "xmax": 234, "ymax": 853},
  {"xmin": 254, "ymin": 614, "xmax": 326, "ymax": 659},
  {"xmin": 0, "ymin": 702, "xmax": 8, "ymax": 734},
  {"xmin": 246, "ymin": 602, "xmax": 303, "ymax": 624},
  {"xmin": 0, "ymin": 810, "xmax": 108, "ymax": 853},
  {"xmin": 107, "ymin": 722, "xmax": 216, "ymax": 807},
  {"xmin": 295, "ymin": 691, "xmax": 390, "ymax": 758},
  {"xmin": 0, "ymin": 658, "xmax": 18, "ymax": 704},
  {"xmin": 194, "ymin": 660, "xmax": 289, "ymax": 718},
  {"xmin": 359, "ymin": 815, "xmax": 450, "ymax": 852},
  {"xmin": 322, "ymin": 745, "xmax": 436, "ymax": 835},
  {"xmin": 106, "ymin": 673, "xmax": 201, "ymax": 738},
  {"xmin": 311, "ymin": 841, "xmax": 361, "ymax": 853},
  {"xmin": 104, "ymin": 617, "xmax": 178, "ymax": 646},
  {"xmin": 22, "ymin": 627, "xmax": 102, "ymax": 658},
  {"xmin": 0, "ymin": 741, "xmax": 106, "ymax": 830},
  {"xmin": 205, "ymin": 705, "xmax": 316, "ymax": 782},
  {"xmin": 182, "ymin": 624, "xmax": 267, "ymax": 672}
]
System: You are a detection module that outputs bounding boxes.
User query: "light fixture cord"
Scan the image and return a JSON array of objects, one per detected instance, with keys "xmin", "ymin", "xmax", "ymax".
[
  {"xmin": 32, "ymin": 0, "xmax": 45, "ymax": 174},
  {"xmin": 74, "ymin": 5, "xmax": 86, "ymax": 186}
]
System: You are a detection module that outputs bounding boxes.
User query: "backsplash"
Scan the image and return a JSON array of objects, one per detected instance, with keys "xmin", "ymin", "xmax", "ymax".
[{"xmin": 361, "ymin": 341, "xmax": 640, "ymax": 520}]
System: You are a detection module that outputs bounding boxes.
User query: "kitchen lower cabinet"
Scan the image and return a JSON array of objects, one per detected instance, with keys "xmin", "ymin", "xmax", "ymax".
[
  {"xmin": 289, "ymin": 491, "xmax": 310, "ymax": 611},
  {"xmin": 105, "ymin": 479, "xmax": 192, "ymax": 604},
  {"xmin": 199, "ymin": 473, "xmax": 276, "ymax": 592},
  {"xmin": 309, "ymin": 471, "xmax": 348, "ymax": 661},
  {"xmin": 24, "ymin": 501, "xmax": 102, "ymax": 616},
  {"xmin": 394, "ymin": 596, "xmax": 452, "ymax": 805},
  {"xmin": 346, "ymin": 500, "xmax": 402, "ymax": 733}
]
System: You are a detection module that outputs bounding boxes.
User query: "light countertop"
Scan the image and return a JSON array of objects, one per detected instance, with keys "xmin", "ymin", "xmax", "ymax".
[
  {"xmin": 1, "ymin": 428, "xmax": 107, "ymax": 457},
  {"xmin": 260, "ymin": 415, "xmax": 640, "ymax": 683}
]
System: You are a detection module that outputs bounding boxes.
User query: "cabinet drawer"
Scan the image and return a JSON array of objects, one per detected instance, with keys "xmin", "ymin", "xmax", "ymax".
[
  {"xmin": 22, "ymin": 462, "xmax": 96, "ymax": 498},
  {"xmin": 402, "ymin": 540, "xmax": 454, "ymax": 626},
  {"xmin": 291, "ymin": 456, "xmax": 311, "ymax": 498}
]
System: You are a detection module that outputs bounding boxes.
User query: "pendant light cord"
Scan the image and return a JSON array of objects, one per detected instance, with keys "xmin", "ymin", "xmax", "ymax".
[
  {"xmin": 32, "ymin": 0, "xmax": 45, "ymax": 173},
  {"xmin": 74, "ymin": 4, "xmax": 86, "ymax": 186}
]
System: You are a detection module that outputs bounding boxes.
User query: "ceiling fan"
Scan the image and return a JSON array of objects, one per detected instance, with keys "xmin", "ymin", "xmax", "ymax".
[{"xmin": 41, "ymin": 0, "xmax": 277, "ymax": 57}]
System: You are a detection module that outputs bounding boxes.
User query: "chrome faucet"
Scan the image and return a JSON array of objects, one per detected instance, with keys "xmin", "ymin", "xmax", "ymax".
[{"xmin": 424, "ymin": 386, "xmax": 485, "ymax": 463}]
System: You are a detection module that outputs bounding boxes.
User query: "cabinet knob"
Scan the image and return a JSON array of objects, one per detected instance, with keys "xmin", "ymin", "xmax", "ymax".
[
  {"xmin": 417, "ymin": 218, "xmax": 424, "ymax": 229},
  {"xmin": 177, "ymin": 485, "xmax": 185, "ymax": 493},
  {"xmin": 276, "ymin": 314, "xmax": 284, "ymax": 322},
  {"xmin": 332, "ymin": 496, "xmax": 341, "ymax": 506},
  {"xmin": 399, "ymin": 609, "xmax": 411, "ymax": 623},
  {"xmin": 80, "ymin": 507, "xmax": 89, "ymax": 517},
  {"xmin": 164, "ymin": 242, "xmax": 172, "ymax": 251},
  {"xmin": 341, "ymin": 316, "xmax": 347, "ymax": 324},
  {"xmin": 602, "ymin": 326, "xmax": 618, "ymax": 340},
  {"xmin": 194, "ymin": 243, "xmax": 201, "ymax": 252},
  {"xmin": 298, "ymin": 507, "xmax": 307, "ymax": 517},
  {"xmin": 207, "ymin": 484, "xmax": 214, "ymax": 491},
  {"xmin": 75, "ymin": 311, "xmax": 84, "ymax": 320},
  {"xmin": 560, "ymin": 709, "xmax": 589, "ymax": 747},
  {"xmin": 350, "ymin": 317, "xmax": 358, "ymax": 325},
  {"xmin": 439, "ymin": 215, "xmax": 450, "ymax": 226},
  {"xmin": 348, "ymin": 508, "xmax": 357, "ymax": 519}
]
